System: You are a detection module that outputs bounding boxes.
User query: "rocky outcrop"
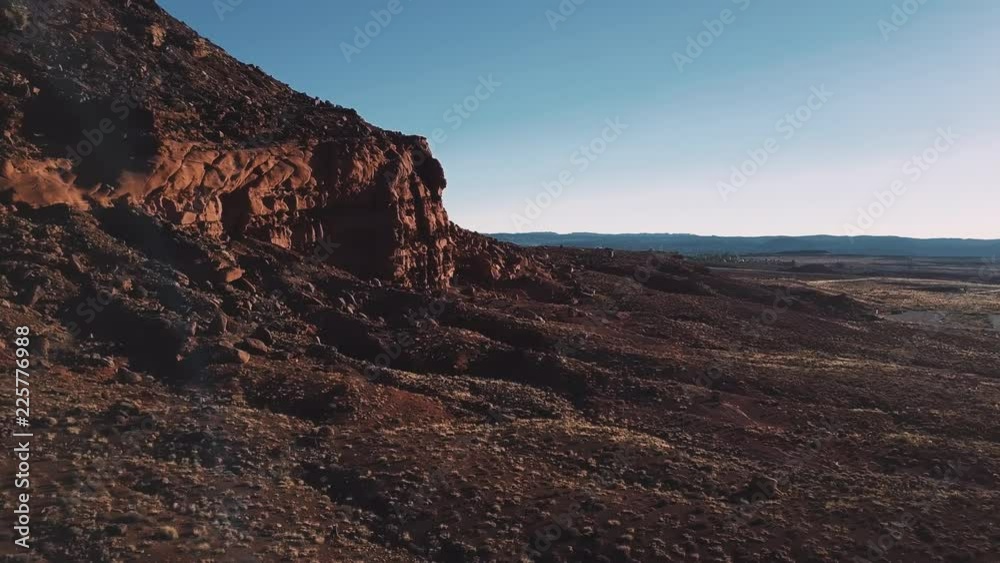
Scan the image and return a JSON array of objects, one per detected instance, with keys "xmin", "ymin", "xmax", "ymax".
[
  {"xmin": 1, "ymin": 136, "xmax": 453, "ymax": 287},
  {"xmin": 0, "ymin": 0, "xmax": 453, "ymax": 287},
  {"xmin": 451, "ymin": 224, "xmax": 530, "ymax": 286}
]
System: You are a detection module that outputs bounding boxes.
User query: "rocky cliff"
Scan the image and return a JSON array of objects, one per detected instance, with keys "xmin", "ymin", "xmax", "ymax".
[{"xmin": 0, "ymin": 0, "xmax": 453, "ymax": 287}]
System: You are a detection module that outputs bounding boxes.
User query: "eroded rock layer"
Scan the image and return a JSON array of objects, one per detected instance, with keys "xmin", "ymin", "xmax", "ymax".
[{"xmin": 0, "ymin": 0, "xmax": 453, "ymax": 287}]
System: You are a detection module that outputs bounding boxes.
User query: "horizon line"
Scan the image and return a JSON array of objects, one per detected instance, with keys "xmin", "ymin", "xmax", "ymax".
[{"xmin": 486, "ymin": 232, "xmax": 1000, "ymax": 242}]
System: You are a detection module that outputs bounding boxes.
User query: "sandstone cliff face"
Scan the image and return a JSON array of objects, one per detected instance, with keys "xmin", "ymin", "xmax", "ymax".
[
  {"xmin": 1, "ymin": 137, "xmax": 454, "ymax": 287},
  {"xmin": 0, "ymin": 0, "xmax": 453, "ymax": 287}
]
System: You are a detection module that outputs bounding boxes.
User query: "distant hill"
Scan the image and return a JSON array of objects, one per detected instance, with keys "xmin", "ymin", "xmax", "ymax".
[{"xmin": 489, "ymin": 232, "xmax": 1000, "ymax": 258}]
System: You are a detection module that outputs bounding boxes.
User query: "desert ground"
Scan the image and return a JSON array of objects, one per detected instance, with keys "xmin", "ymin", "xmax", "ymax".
[{"xmin": 1, "ymin": 221, "xmax": 998, "ymax": 562}]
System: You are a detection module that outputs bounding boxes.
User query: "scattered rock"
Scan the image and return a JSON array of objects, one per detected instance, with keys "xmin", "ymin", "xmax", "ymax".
[
  {"xmin": 731, "ymin": 475, "xmax": 781, "ymax": 503},
  {"xmin": 252, "ymin": 325, "xmax": 275, "ymax": 345},
  {"xmin": 239, "ymin": 337, "xmax": 270, "ymax": 355},
  {"xmin": 182, "ymin": 344, "xmax": 250, "ymax": 368},
  {"xmin": 147, "ymin": 24, "xmax": 166, "ymax": 47},
  {"xmin": 153, "ymin": 526, "xmax": 179, "ymax": 541},
  {"xmin": 219, "ymin": 345, "xmax": 251, "ymax": 365},
  {"xmin": 116, "ymin": 368, "xmax": 143, "ymax": 384},
  {"xmin": 219, "ymin": 267, "xmax": 244, "ymax": 284},
  {"xmin": 208, "ymin": 311, "xmax": 228, "ymax": 335}
]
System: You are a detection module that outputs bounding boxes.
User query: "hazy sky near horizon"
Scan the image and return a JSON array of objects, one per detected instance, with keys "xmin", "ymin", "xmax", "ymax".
[{"xmin": 160, "ymin": 0, "xmax": 998, "ymax": 238}]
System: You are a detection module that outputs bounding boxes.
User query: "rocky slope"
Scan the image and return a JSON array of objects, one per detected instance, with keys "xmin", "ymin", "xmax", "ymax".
[
  {"xmin": 0, "ymin": 0, "xmax": 453, "ymax": 288},
  {"xmin": 2, "ymin": 205, "xmax": 999, "ymax": 562}
]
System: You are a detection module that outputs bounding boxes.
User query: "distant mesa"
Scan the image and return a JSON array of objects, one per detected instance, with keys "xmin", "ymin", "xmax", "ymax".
[{"xmin": 491, "ymin": 232, "xmax": 1000, "ymax": 258}]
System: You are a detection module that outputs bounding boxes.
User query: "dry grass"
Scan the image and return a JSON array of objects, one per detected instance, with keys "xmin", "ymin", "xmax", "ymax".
[{"xmin": 808, "ymin": 277, "xmax": 1000, "ymax": 329}]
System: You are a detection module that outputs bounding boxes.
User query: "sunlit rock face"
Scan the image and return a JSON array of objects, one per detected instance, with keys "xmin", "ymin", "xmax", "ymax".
[{"xmin": 0, "ymin": 0, "xmax": 453, "ymax": 288}]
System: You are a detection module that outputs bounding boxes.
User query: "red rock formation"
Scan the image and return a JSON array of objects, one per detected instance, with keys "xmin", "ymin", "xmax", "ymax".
[{"xmin": 0, "ymin": 0, "xmax": 453, "ymax": 287}]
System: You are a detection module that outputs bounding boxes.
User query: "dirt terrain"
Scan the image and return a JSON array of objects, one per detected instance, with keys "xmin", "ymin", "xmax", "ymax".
[
  {"xmin": 1, "ymin": 1, "xmax": 999, "ymax": 562},
  {"xmin": 1, "ymin": 209, "xmax": 999, "ymax": 563}
]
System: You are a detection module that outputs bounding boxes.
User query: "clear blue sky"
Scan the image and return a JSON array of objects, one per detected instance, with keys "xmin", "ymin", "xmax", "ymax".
[{"xmin": 160, "ymin": 0, "xmax": 998, "ymax": 238}]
